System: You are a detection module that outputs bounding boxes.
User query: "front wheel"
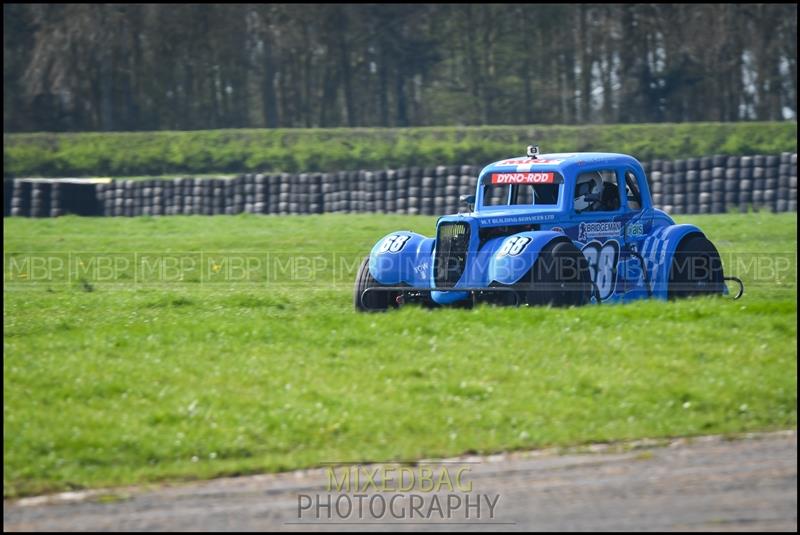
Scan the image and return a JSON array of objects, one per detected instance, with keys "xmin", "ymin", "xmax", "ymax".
[
  {"xmin": 354, "ymin": 256, "xmax": 394, "ymax": 312},
  {"xmin": 514, "ymin": 240, "xmax": 593, "ymax": 307}
]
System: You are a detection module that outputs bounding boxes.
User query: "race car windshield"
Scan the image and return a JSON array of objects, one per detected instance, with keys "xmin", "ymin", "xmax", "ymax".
[{"xmin": 483, "ymin": 183, "xmax": 561, "ymax": 207}]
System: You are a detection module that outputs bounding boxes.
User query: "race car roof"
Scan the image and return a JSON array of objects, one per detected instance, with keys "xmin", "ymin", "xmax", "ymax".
[{"xmin": 480, "ymin": 152, "xmax": 641, "ymax": 180}]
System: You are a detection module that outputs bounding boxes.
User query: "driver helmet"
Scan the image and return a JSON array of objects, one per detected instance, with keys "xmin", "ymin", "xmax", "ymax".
[{"xmin": 574, "ymin": 171, "xmax": 604, "ymax": 211}]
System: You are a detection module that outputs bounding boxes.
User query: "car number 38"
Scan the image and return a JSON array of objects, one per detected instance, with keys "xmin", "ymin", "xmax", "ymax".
[{"xmin": 581, "ymin": 240, "xmax": 620, "ymax": 300}]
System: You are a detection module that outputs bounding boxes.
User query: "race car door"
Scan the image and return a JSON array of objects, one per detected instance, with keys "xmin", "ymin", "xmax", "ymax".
[
  {"xmin": 571, "ymin": 168, "xmax": 627, "ymax": 303},
  {"xmin": 619, "ymin": 167, "xmax": 653, "ymax": 299}
]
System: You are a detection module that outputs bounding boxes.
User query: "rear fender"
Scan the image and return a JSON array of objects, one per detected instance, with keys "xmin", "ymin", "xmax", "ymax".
[
  {"xmin": 368, "ymin": 231, "xmax": 435, "ymax": 286},
  {"xmin": 640, "ymin": 224, "xmax": 715, "ymax": 298}
]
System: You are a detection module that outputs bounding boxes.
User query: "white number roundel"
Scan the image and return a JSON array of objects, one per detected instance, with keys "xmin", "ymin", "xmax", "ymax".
[
  {"xmin": 379, "ymin": 234, "xmax": 411, "ymax": 253},
  {"xmin": 497, "ymin": 236, "xmax": 532, "ymax": 257}
]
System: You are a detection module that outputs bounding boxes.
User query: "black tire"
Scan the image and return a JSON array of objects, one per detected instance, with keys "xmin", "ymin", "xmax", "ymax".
[
  {"xmin": 668, "ymin": 234, "xmax": 725, "ymax": 299},
  {"xmin": 514, "ymin": 240, "xmax": 593, "ymax": 307},
  {"xmin": 354, "ymin": 256, "xmax": 394, "ymax": 312}
]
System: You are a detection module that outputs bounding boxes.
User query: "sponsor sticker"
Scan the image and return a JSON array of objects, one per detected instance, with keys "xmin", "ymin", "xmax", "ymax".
[
  {"xmin": 498, "ymin": 158, "xmax": 564, "ymax": 166},
  {"xmin": 482, "ymin": 214, "xmax": 556, "ymax": 225},
  {"xmin": 491, "ymin": 172, "xmax": 555, "ymax": 184},
  {"xmin": 625, "ymin": 222, "xmax": 645, "ymax": 238},
  {"xmin": 578, "ymin": 221, "xmax": 623, "ymax": 241}
]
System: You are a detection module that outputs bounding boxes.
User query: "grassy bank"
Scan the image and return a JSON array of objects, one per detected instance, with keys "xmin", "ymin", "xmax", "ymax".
[
  {"xmin": 4, "ymin": 122, "xmax": 797, "ymax": 178},
  {"xmin": 3, "ymin": 212, "xmax": 797, "ymax": 497}
]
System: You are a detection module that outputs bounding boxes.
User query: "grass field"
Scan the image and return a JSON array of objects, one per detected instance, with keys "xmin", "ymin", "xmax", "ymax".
[{"xmin": 3, "ymin": 212, "xmax": 797, "ymax": 498}]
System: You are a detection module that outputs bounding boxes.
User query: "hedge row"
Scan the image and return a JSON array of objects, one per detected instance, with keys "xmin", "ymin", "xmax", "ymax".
[
  {"xmin": 4, "ymin": 122, "xmax": 797, "ymax": 178},
  {"xmin": 7, "ymin": 153, "xmax": 796, "ymax": 218}
]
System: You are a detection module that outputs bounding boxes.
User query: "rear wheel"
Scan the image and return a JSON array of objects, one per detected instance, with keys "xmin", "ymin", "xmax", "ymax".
[
  {"xmin": 668, "ymin": 234, "xmax": 725, "ymax": 299},
  {"xmin": 514, "ymin": 240, "xmax": 593, "ymax": 307},
  {"xmin": 354, "ymin": 256, "xmax": 394, "ymax": 312}
]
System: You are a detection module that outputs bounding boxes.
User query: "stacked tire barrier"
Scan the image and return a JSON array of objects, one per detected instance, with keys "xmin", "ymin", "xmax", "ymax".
[
  {"xmin": 643, "ymin": 153, "xmax": 797, "ymax": 215},
  {"xmin": 4, "ymin": 153, "xmax": 796, "ymax": 217}
]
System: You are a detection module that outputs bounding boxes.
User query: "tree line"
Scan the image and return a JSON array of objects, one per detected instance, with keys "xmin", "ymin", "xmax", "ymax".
[{"xmin": 4, "ymin": 3, "xmax": 797, "ymax": 133}]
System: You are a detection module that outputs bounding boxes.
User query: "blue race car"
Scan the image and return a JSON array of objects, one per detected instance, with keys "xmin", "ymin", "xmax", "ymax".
[{"xmin": 354, "ymin": 147, "xmax": 742, "ymax": 311}]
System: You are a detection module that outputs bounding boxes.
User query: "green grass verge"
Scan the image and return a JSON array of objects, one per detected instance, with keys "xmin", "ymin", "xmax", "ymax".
[
  {"xmin": 3, "ymin": 212, "xmax": 797, "ymax": 497},
  {"xmin": 4, "ymin": 122, "xmax": 797, "ymax": 178}
]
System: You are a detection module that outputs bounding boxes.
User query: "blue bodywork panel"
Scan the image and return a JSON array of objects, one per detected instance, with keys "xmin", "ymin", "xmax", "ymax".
[
  {"xmin": 368, "ymin": 152, "xmax": 725, "ymax": 305},
  {"xmin": 369, "ymin": 231, "xmax": 434, "ymax": 287}
]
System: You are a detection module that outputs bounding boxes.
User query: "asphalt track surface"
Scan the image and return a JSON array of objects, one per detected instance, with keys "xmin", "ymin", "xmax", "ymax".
[{"xmin": 4, "ymin": 430, "xmax": 796, "ymax": 532}]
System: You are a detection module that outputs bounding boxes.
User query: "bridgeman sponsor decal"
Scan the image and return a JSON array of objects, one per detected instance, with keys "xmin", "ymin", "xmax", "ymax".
[{"xmin": 578, "ymin": 221, "xmax": 622, "ymax": 241}]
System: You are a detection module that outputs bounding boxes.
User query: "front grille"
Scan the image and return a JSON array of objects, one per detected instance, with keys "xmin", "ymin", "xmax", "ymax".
[{"xmin": 434, "ymin": 222, "xmax": 471, "ymax": 288}]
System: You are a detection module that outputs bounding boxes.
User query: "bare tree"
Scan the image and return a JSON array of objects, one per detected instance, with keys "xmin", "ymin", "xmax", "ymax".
[{"xmin": 4, "ymin": 3, "xmax": 796, "ymax": 132}]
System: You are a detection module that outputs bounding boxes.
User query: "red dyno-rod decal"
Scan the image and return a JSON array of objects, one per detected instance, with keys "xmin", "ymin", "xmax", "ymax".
[{"xmin": 491, "ymin": 172, "xmax": 555, "ymax": 184}]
